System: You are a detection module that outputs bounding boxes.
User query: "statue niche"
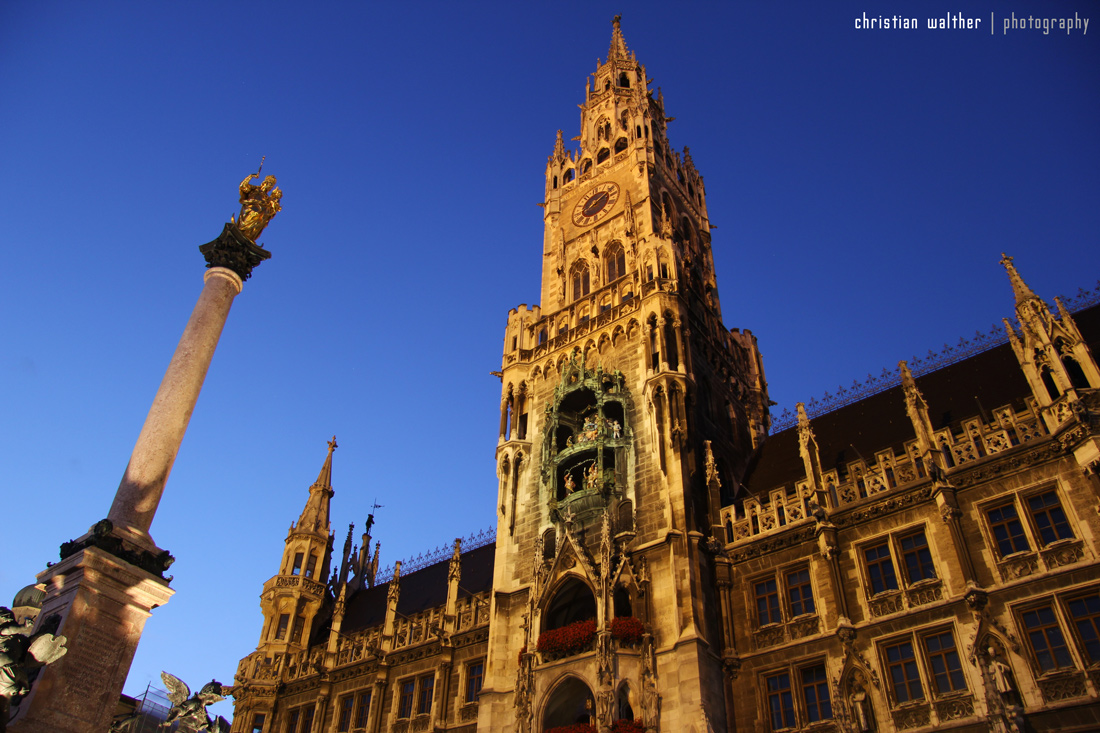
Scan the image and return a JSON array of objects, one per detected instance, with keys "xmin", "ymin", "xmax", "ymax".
[{"xmin": 543, "ymin": 355, "xmax": 632, "ymax": 527}]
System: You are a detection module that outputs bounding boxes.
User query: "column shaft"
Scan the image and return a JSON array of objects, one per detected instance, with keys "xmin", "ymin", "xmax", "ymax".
[{"xmin": 108, "ymin": 267, "xmax": 242, "ymax": 537}]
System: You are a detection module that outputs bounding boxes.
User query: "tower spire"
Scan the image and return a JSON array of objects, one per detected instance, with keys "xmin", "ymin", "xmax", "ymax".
[
  {"xmin": 608, "ymin": 15, "xmax": 629, "ymax": 62},
  {"xmin": 296, "ymin": 436, "xmax": 336, "ymax": 533},
  {"xmin": 1000, "ymin": 253, "xmax": 1038, "ymax": 305}
]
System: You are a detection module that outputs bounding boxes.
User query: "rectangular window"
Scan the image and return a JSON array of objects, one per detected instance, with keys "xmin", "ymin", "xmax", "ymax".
[
  {"xmin": 1022, "ymin": 604, "xmax": 1073, "ymax": 672},
  {"xmin": 285, "ymin": 709, "xmax": 300, "ymax": 733},
  {"xmin": 786, "ymin": 568, "xmax": 815, "ymax": 617},
  {"xmin": 337, "ymin": 695, "xmax": 354, "ymax": 732},
  {"xmin": 275, "ymin": 614, "xmax": 289, "ymax": 640},
  {"xmin": 301, "ymin": 707, "xmax": 314, "ymax": 733},
  {"xmin": 1027, "ymin": 490, "xmax": 1074, "ymax": 546},
  {"xmin": 765, "ymin": 671, "xmax": 795, "ymax": 730},
  {"xmin": 755, "ymin": 578, "xmax": 782, "ymax": 625},
  {"xmin": 398, "ymin": 680, "xmax": 415, "ymax": 719},
  {"xmin": 251, "ymin": 713, "xmax": 266, "ymax": 733},
  {"xmin": 466, "ymin": 661, "xmax": 484, "ymax": 703},
  {"xmin": 987, "ymin": 503, "xmax": 1030, "ymax": 557},
  {"xmin": 305, "ymin": 552, "xmax": 318, "ymax": 579},
  {"xmin": 290, "ymin": 615, "xmax": 305, "ymax": 644},
  {"xmin": 899, "ymin": 530, "xmax": 936, "ymax": 583},
  {"xmin": 291, "ymin": 552, "xmax": 304, "ymax": 575},
  {"xmin": 416, "ymin": 674, "xmax": 434, "ymax": 715},
  {"xmin": 354, "ymin": 691, "xmax": 371, "ymax": 728},
  {"xmin": 923, "ymin": 631, "xmax": 966, "ymax": 694},
  {"xmin": 800, "ymin": 664, "xmax": 832, "ymax": 723},
  {"xmin": 864, "ymin": 542, "xmax": 898, "ymax": 595},
  {"xmin": 1066, "ymin": 594, "xmax": 1100, "ymax": 664},
  {"xmin": 884, "ymin": 640, "xmax": 924, "ymax": 703}
]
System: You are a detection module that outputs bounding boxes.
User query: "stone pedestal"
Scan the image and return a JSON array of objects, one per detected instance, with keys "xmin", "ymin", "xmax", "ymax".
[{"xmin": 9, "ymin": 547, "xmax": 173, "ymax": 733}]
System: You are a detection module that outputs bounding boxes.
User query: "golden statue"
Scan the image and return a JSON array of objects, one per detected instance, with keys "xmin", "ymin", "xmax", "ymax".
[{"xmin": 232, "ymin": 165, "xmax": 282, "ymax": 241}]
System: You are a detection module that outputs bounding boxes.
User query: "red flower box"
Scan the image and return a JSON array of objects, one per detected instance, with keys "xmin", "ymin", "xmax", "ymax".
[
  {"xmin": 536, "ymin": 618, "xmax": 597, "ymax": 657},
  {"xmin": 611, "ymin": 721, "xmax": 645, "ymax": 733},
  {"xmin": 610, "ymin": 616, "xmax": 645, "ymax": 644}
]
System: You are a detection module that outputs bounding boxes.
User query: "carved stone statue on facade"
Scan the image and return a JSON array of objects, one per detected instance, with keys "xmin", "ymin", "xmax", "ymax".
[
  {"xmin": 231, "ymin": 168, "xmax": 282, "ymax": 242},
  {"xmin": 0, "ymin": 607, "xmax": 67, "ymax": 732},
  {"xmin": 160, "ymin": 672, "xmax": 230, "ymax": 732}
]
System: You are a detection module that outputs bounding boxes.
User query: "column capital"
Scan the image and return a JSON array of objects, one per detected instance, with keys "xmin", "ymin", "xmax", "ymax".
[{"xmin": 199, "ymin": 223, "xmax": 272, "ymax": 281}]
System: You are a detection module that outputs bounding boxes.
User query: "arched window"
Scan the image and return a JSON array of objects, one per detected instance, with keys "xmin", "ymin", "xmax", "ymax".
[
  {"xmin": 1064, "ymin": 356, "xmax": 1091, "ymax": 389},
  {"xmin": 544, "ymin": 578, "xmax": 597, "ymax": 631},
  {"xmin": 542, "ymin": 677, "xmax": 595, "ymax": 730},
  {"xmin": 614, "ymin": 137, "xmax": 628, "ymax": 154},
  {"xmin": 596, "ymin": 148, "xmax": 611, "ymax": 165},
  {"xmin": 572, "ymin": 264, "xmax": 591, "ymax": 301},
  {"xmin": 552, "ymin": 175, "xmax": 558, "ymax": 189},
  {"xmin": 618, "ymin": 72, "xmax": 630, "ymax": 88},
  {"xmin": 538, "ymin": 328, "xmax": 547, "ymax": 345},
  {"xmin": 563, "ymin": 168, "xmax": 575, "ymax": 183},
  {"xmin": 605, "ymin": 243, "xmax": 626, "ymax": 283},
  {"xmin": 1041, "ymin": 366, "xmax": 1061, "ymax": 400},
  {"xmin": 580, "ymin": 159, "xmax": 592, "ymax": 175}
]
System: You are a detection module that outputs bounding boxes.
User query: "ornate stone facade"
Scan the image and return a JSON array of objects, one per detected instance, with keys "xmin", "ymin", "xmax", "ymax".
[{"xmin": 231, "ymin": 18, "xmax": 1100, "ymax": 733}]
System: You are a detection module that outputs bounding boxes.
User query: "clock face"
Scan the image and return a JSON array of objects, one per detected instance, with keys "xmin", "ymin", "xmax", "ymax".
[{"xmin": 572, "ymin": 182, "xmax": 620, "ymax": 227}]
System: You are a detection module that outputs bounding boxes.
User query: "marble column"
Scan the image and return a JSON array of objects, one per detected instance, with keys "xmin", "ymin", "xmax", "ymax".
[
  {"xmin": 11, "ymin": 221, "xmax": 271, "ymax": 733},
  {"xmin": 108, "ymin": 265, "xmax": 243, "ymax": 547}
]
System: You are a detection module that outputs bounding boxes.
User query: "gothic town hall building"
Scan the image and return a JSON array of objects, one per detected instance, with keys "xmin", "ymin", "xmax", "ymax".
[{"xmin": 230, "ymin": 19, "xmax": 1100, "ymax": 733}]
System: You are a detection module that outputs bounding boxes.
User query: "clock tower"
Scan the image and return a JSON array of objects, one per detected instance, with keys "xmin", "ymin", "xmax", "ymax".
[{"xmin": 480, "ymin": 17, "xmax": 769, "ymax": 733}]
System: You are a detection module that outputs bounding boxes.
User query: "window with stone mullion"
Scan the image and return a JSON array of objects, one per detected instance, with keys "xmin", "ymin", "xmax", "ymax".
[
  {"xmin": 885, "ymin": 641, "xmax": 924, "ymax": 704},
  {"xmin": 987, "ymin": 503, "xmax": 1030, "ymax": 558},
  {"xmin": 864, "ymin": 543, "xmax": 899, "ymax": 595},
  {"xmin": 899, "ymin": 531, "xmax": 936, "ymax": 584},
  {"xmin": 765, "ymin": 671, "xmax": 796, "ymax": 730},
  {"xmin": 1022, "ymin": 605, "xmax": 1074, "ymax": 673},
  {"xmin": 1027, "ymin": 491, "xmax": 1074, "ymax": 546},
  {"xmin": 755, "ymin": 578, "xmax": 782, "ymax": 626},
  {"xmin": 1066, "ymin": 594, "xmax": 1100, "ymax": 665},
  {"xmin": 923, "ymin": 631, "xmax": 966, "ymax": 695}
]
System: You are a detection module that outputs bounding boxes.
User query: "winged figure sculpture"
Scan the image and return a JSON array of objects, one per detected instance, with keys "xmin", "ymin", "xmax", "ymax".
[{"xmin": 160, "ymin": 672, "xmax": 230, "ymax": 732}]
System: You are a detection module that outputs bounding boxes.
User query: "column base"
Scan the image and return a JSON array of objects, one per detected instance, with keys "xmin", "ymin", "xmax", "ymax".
[{"xmin": 9, "ymin": 545, "xmax": 173, "ymax": 733}]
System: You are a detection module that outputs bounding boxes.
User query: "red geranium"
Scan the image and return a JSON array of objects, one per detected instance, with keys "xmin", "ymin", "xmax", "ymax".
[
  {"xmin": 610, "ymin": 616, "xmax": 645, "ymax": 644},
  {"xmin": 536, "ymin": 618, "xmax": 597, "ymax": 657},
  {"xmin": 611, "ymin": 720, "xmax": 646, "ymax": 733}
]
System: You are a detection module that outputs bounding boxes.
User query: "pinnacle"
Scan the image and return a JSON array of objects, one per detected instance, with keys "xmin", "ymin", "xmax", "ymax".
[
  {"xmin": 314, "ymin": 435, "xmax": 337, "ymax": 489},
  {"xmin": 608, "ymin": 14, "xmax": 630, "ymax": 63},
  {"xmin": 999, "ymin": 253, "xmax": 1038, "ymax": 305}
]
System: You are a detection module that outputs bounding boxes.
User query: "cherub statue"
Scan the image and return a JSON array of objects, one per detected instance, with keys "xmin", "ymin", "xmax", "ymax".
[
  {"xmin": 232, "ymin": 166, "xmax": 282, "ymax": 242},
  {"xmin": 160, "ymin": 672, "xmax": 230, "ymax": 732},
  {"xmin": 0, "ymin": 606, "xmax": 67, "ymax": 731}
]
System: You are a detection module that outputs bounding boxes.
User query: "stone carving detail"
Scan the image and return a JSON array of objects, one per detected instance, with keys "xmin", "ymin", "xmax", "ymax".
[
  {"xmin": 753, "ymin": 625, "xmax": 786, "ymax": 649},
  {"xmin": 906, "ymin": 581, "xmax": 943, "ymax": 607},
  {"xmin": 789, "ymin": 616, "xmax": 820, "ymax": 640},
  {"xmin": 934, "ymin": 695, "xmax": 974, "ymax": 721},
  {"xmin": 868, "ymin": 592, "xmax": 904, "ymax": 618},
  {"xmin": 890, "ymin": 703, "xmax": 931, "ymax": 730},
  {"xmin": 1037, "ymin": 671, "xmax": 1087, "ymax": 702},
  {"xmin": 1040, "ymin": 539, "xmax": 1085, "ymax": 569},
  {"xmin": 997, "ymin": 553, "xmax": 1038, "ymax": 581}
]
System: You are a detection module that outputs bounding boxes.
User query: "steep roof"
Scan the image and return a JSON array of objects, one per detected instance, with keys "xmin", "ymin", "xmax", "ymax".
[
  {"xmin": 340, "ymin": 541, "xmax": 496, "ymax": 635},
  {"xmin": 742, "ymin": 304, "xmax": 1100, "ymax": 496}
]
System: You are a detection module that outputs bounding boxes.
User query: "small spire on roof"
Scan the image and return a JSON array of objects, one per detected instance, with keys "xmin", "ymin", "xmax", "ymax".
[{"xmin": 1000, "ymin": 253, "xmax": 1038, "ymax": 305}]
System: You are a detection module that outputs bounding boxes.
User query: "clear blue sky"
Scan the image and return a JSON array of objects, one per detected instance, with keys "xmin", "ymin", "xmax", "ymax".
[{"xmin": 1, "ymin": 1, "xmax": 1097, "ymax": 720}]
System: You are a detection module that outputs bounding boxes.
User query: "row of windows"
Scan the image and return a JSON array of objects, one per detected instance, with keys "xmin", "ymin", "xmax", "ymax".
[
  {"xmin": 762, "ymin": 592, "xmax": 1100, "ymax": 731},
  {"xmin": 571, "ymin": 247, "xmax": 628, "ymax": 301},
  {"xmin": 328, "ymin": 661, "xmax": 483, "ymax": 732},
  {"xmin": 749, "ymin": 487, "xmax": 1080, "ymax": 631}
]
